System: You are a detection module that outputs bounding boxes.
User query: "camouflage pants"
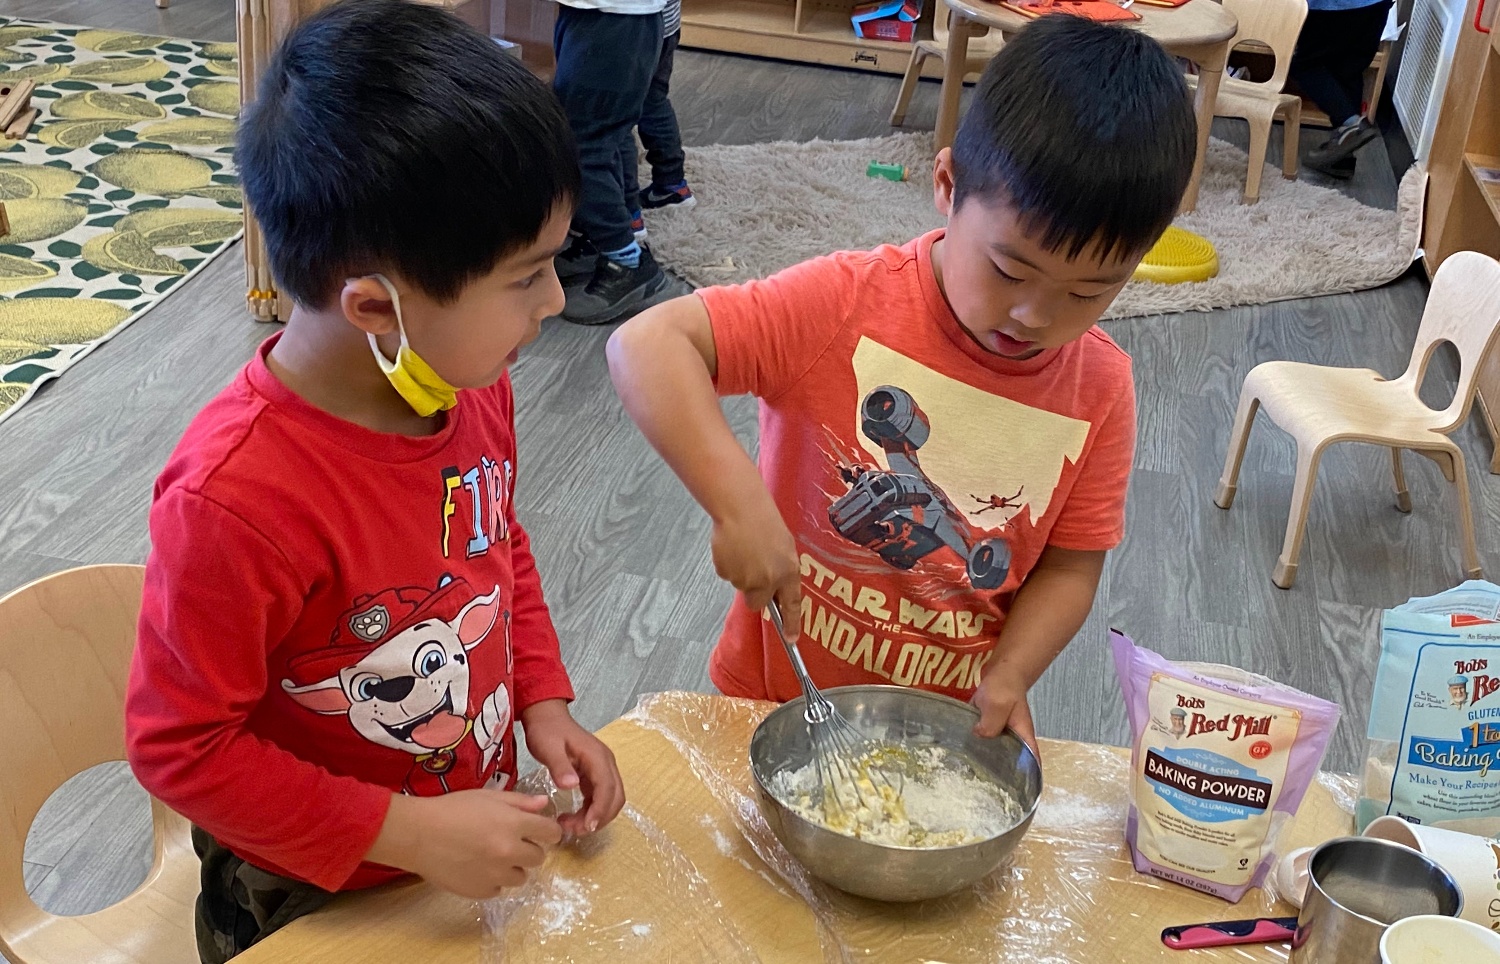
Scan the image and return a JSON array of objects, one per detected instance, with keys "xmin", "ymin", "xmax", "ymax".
[{"xmin": 192, "ymin": 826, "xmax": 335, "ymax": 963}]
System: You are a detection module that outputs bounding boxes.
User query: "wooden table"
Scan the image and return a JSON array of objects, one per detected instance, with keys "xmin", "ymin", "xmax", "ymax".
[
  {"xmin": 933, "ymin": 0, "xmax": 1239, "ymax": 213},
  {"xmin": 237, "ymin": 694, "xmax": 1353, "ymax": 962}
]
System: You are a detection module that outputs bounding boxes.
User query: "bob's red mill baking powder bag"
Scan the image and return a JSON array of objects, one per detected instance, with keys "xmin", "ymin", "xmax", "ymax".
[{"xmin": 1111, "ymin": 630, "xmax": 1340, "ymax": 901}]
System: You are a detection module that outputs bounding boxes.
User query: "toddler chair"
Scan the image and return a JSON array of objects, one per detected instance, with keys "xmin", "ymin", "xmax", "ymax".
[
  {"xmin": 0, "ymin": 565, "xmax": 199, "ymax": 964},
  {"xmin": 889, "ymin": 7, "xmax": 1003, "ymax": 127},
  {"xmin": 1215, "ymin": 251, "xmax": 1500, "ymax": 589},
  {"xmin": 1190, "ymin": 0, "xmax": 1308, "ymax": 203}
]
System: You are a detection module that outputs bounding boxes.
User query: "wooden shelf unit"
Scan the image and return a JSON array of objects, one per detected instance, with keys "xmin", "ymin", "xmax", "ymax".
[
  {"xmin": 1466, "ymin": 151, "xmax": 1500, "ymax": 223},
  {"xmin": 681, "ymin": 0, "xmax": 940, "ymax": 74},
  {"xmin": 1422, "ymin": 0, "xmax": 1500, "ymax": 471}
]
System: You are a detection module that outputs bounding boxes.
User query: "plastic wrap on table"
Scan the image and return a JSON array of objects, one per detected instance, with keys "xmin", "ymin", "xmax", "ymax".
[
  {"xmin": 485, "ymin": 692, "xmax": 1358, "ymax": 963},
  {"xmin": 480, "ymin": 766, "xmax": 758, "ymax": 963}
]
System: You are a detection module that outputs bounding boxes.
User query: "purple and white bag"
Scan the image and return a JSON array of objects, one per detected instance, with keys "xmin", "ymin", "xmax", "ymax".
[{"xmin": 1111, "ymin": 630, "xmax": 1341, "ymax": 901}]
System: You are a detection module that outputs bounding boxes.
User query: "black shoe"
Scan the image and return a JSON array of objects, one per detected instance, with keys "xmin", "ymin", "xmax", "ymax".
[
  {"xmin": 561, "ymin": 245, "xmax": 670, "ymax": 326},
  {"xmin": 1306, "ymin": 119, "xmax": 1378, "ymax": 170},
  {"xmin": 640, "ymin": 179, "xmax": 696, "ymax": 210},
  {"xmin": 1308, "ymin": 154, "xmax": 1357, "ymax": 180},
  {"xmin": 555, "ymin": 234, "xmax": 597, "ymax": 287}
]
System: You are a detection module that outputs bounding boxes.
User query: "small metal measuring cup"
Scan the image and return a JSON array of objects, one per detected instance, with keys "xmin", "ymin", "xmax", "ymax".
[{"xmin": 1290, "ymin": 836, "xmax": 1463, "ymax": 963}]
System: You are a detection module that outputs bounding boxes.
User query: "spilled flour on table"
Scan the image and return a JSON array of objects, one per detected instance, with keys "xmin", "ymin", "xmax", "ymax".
[
  {"xmin": 1033, "ymin": 786, "xmax": 1122, "ymax": 832},
  {"xmin": 699, "ymin": 813, "xmax": 737, "ymax": 856},
  {"xmin": 535, "ymin": 876, "xmax": 591, "ymax": 937}
]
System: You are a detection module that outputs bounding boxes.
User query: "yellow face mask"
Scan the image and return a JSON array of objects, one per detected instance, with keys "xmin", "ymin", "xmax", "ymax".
[{"xmin": 365, "ymin": 274, "xmax": 458, "ymax": 418}]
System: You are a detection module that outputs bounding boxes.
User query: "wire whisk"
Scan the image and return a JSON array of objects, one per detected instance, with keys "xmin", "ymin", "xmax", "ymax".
[{"xmin": 766, "ymin": 600, "xmax": 902, "ymax": 821}]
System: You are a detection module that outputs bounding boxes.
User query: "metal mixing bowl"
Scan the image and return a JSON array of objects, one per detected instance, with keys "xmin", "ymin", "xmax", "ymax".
[{"xmin": 749, "ymin": 684, "xmax": 1042, "ymax": 902}]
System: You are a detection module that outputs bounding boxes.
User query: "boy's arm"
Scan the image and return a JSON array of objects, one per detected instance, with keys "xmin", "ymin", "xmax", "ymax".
[
  {"xmin": 972, "ymin": 365, "xmax": 1137, "ymax": 746},
  {"xmin": 971, "ymin": 546, "xmax": 1105, "ymax": 744},
  {"xmin": 507, "ymin": 517, "xmax": 575, "ymax": 711},
  {"xmin": 606, "ymin": 294, "xmax": 803, "ymax": 628},
  {"xmin": 506, "ymin": 513, "xmax": 626, "ymax": 833},
  {"xmin": 127, "ymin": 490, "xmax": 394, "ymax": 890},
  {"xmin": 492, "ymin": 398, "xmax": 624, "ymax": 834}
]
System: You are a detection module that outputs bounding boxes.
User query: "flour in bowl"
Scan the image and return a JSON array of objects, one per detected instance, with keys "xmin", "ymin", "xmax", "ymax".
[{"xmin": 770, "ymin": 743, "xmax": 1021, "ymax": 847}]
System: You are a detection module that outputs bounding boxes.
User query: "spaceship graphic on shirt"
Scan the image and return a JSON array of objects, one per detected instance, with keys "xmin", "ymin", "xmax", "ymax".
[
  {"xmin": 280, "ymin": 575, "xmax": 514, "ymax": 795},
  {"xmin": 825, "ymin": 339, "xmax": 1092, "ymax": 591},
  {"xmin": 830, "ymin": 385, "xmax": 1013, "ymax": 589}
]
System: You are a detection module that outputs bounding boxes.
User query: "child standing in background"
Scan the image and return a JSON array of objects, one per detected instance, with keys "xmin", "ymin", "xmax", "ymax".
[
  {"xmin": 624, "ymin": 0, "xmax": 695, "ymax": 220},
  {"xmin": 1292, "ymin": 0, "xmax": 1393, "ymax": 177},
  {"xmin": 552, "ymin": 0, "xmax": 672, "ymax": 325}
]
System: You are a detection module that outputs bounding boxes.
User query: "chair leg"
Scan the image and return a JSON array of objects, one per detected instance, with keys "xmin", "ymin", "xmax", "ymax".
[
  {"xmin": 1281, "ymin": 100, "xmax": 1301, "ymax": 180},
  {"xmin": 1214, "ymin": 391, "xmax": 1261, "ymax": 509},
  {"xmin": 1446, "ymin": 447, "xmax": 1484, "ymax": 580},
  {"xmin": 156, "ymin": 0, "xmax": 170, "ymax": 7},
  {"xmin": 1273, "ymin": 442, "xmax": 1325, "ymax": 589},
  {"xmin": 890, "ymin": 48, "xmax": 929, "ymax": 127},
  {"xmin": 1391, "ymin": 447, "xmax": 1412, "ymax": 513},
  {"xmin": 1243, "ymin": 112, "xmax": 1272, "ymax": 204}
]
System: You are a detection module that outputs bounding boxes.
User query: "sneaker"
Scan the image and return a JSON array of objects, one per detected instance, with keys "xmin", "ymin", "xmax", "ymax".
[
  {"xmin": 1306, "ymin": 119, "xmax": 1378, "ymax": 170},
  {"xmin": 1308, "ymin": 155, "xmax": 1357, "ymax": 180},
  {"xmin": 640, "ymin": 179, "xmax": 696, "ymax": 210},
  {"xmin": 555, "ymin": 234, "xmax": 597, "ymax": 287},
  {"xmin": 561, "ymin": 245, "xmax": 670, "ymax": 326},
  {"xmin": 631, "ymin": 209, "xmax": 647, "ymax": 242}
]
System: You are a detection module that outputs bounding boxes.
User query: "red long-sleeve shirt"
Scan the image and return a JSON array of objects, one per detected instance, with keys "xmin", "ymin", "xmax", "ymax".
[{"xmin": 126, "ymin": 336, "xmax": 574, "ymax": 891}]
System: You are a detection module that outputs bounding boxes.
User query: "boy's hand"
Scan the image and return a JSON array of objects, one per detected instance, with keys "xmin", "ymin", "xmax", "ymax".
[
  {"xmin": 971, "ymin": 674, "xmax": 1038, "ymax": 753},
  {"xmin": 713, "ymin": 490, "xmax": 802, "ymax": 637},
  {"xmin": 367, "ymin": 790, "xmax": 561, "ymax": 899},
  {"xmin": 521, "ymin": 699, "xmax": 625, "ymax": 836}
]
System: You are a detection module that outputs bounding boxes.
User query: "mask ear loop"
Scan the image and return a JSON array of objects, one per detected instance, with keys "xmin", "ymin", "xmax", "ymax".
[{"xmin": 362, "ymin": 273, "xmax": 408, "ymax": 373}]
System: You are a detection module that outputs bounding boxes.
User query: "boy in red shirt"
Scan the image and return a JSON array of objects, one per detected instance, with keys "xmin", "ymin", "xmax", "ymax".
[
  {"xmin": 608, "ymin": 18, "xmax": 1196, "ymax": 747},
  {"xmin": 124, "ymin": 3, "xmax": 623, "ymax": 960}
]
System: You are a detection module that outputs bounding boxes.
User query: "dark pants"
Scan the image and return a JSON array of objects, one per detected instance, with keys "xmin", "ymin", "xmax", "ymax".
[
  {"xmin": 622, "ymin": 29, "xmax": 686, "ymax": 212},
  {"xmin": 192, "ymin": 826, "xmax": 334, "ymax": 963},
  {"xmin": 1289, "ymin": 1, "xmax": 1391, "ymax": 128},
  {"xmin": 553, "ymin": 5, "xmax": 662, "ymax": 252}
]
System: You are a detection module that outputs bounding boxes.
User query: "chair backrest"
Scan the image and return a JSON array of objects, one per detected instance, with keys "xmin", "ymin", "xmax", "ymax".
[
  {"xmin": 932, "ymin": 4, "xmax": 990, "ymax": 45},
  {"xmin": 0, "ymin": 565, "xmax": 152, "ymax": 952},
  {"xmin": 1397, "ymin": 250, "xmax": 1500, "ymax": 431},
  {"xmin": 1221, "ymin": 0, "xmax": 1309, "ymax": 93}
]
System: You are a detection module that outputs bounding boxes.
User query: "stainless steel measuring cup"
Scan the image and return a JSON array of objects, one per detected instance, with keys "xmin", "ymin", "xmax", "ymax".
[{"xmin": 1290, "ymin": 836, "xmax": 1463, "ymax": 963}]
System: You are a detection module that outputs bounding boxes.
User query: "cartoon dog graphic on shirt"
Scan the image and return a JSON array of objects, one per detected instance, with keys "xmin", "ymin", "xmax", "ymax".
[{"xmin": 280, "ymin": 576, "xmax": 513, "ymax": 795}]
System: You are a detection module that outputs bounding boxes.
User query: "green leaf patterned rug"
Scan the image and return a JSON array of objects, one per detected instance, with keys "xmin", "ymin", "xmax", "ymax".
[{"xmin": 0, "ymin": 18, "xmax": 242, "ymax": 425}]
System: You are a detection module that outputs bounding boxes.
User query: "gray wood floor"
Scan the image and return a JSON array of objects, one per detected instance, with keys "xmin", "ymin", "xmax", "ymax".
[{"xmin": 3, "ymin": 0, "xmax": 1490, "ymax": 937}]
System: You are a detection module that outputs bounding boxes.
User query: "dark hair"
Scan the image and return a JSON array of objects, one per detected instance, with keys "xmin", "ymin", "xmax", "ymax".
[
  {"xmin": 238, "ymin": 0, "xmax": 579, "ymax": 308},
  {"xmin": 951, "ymin": 16, "xmax": 1195, "ymax": 261}
]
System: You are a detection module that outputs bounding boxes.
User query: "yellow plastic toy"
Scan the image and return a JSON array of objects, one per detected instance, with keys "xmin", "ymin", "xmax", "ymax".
[{"xmin": 1133, "ymin": 225, "xmax": 1219, "ymax": 284}]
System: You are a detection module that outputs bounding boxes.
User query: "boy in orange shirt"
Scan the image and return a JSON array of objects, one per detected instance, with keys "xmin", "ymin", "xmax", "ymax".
[{"xmin": 607, "ymin": 17, "xmax": 1195, "ymax": 745}]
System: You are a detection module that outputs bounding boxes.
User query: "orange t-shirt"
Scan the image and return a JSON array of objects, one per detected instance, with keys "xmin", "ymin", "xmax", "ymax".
[{"xmin": 698, "ymin": 229, "xmax": 1136, "ymax": 703}]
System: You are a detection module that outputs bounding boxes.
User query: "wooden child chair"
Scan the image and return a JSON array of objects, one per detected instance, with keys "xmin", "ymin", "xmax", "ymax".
[
  {"xmin": 1191, "ymin": 0, "xmax": 1308, "ymax": 203},
  {"xmin": 0, "ymin": 565, "xmax": 200, "ymax": 964},
  {"xmin": 1215, "ymin": 251, "xmax": 1500, "ymax": 589},
  {"xmin": 889, "ymin": 6, "xmax": 1003, "ymax": 127}
]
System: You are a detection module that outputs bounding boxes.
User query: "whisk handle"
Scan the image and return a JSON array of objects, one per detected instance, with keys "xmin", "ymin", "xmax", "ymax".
[
  {"xmin": 766, "ymin": 599, "xmax": 806, "ymax": 672},
  {"xmin": 766, "ymin": 600, "xmax": 828, "ymax": 717}
]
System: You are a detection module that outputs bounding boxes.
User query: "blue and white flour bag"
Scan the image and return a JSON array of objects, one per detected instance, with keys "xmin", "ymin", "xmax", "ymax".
[{"xmin": 1358, "ymin": 580, "xmax": 1500, "ymax": 831}]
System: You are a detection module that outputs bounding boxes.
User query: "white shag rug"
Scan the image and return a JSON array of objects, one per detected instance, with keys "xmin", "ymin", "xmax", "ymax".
[{"xmin": 641, "ymin": 132, "xmax": 1424, "ymax": 320}]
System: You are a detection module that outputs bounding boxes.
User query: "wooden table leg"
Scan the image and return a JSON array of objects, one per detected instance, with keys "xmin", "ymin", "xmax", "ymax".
[
  {"xmin": 934, "ymin": 14, "xmax": 973, "ymax": 152},
  {"xmin": 1180, "ymin": 39, "xmax": 1230, "ymax": 213}
]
